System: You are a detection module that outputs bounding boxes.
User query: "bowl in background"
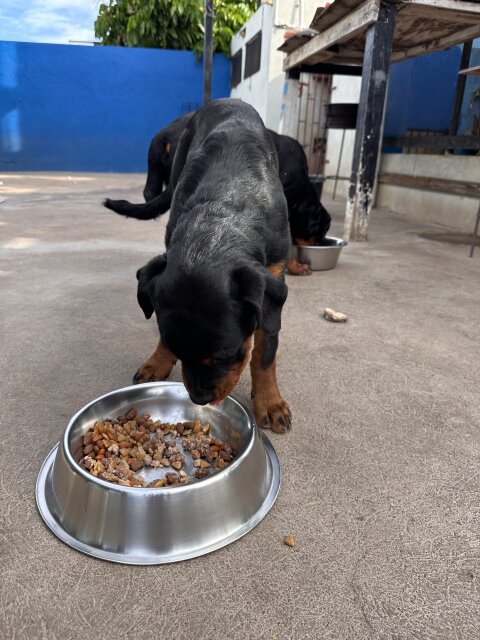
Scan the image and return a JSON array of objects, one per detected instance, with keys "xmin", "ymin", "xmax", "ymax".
[{"xmin": 294, "ymin": 236, "xmax": 348, "ymax": 271}]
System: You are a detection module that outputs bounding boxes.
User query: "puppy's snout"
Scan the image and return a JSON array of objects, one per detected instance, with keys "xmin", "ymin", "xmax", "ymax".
[{"xmin": 188, "ymin": 389, "xmax": 215, "ymax": 406}]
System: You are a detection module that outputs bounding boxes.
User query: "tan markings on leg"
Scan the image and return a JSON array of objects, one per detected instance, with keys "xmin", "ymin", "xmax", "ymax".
[
  {"xmin": 212, "ymin": 336, "xmax": 253, "ymax": 401},
  {"xmin": 287, "ymin": 258, "xmax": 312, "ymax": 276},
  {"xmin": 294, "ymin": 237, "xmax": 316, "ymax": 246},
  {"xmin": 164, "ymin": 141, "xmax": 171, "ymax": 154},
  {"xmin": 267, "ymin": 261, "xmax": 286, "ymax": 279},
  {"xmin": 133, "ymin": 340, "xmax": 177, "ymax": 384},
  {"xmin": 250, "ymin": 330, "xmax": 291, "ymax": 434}
]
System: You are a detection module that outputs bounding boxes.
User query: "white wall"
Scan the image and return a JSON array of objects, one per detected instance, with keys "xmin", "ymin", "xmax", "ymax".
[
  {"xmin": 266, "ymin": 0, "xmax": 325, "ymax": 131},
  {"xmin": 376, "ymin": 154, "xmax": 480, "ymax": 233},
  {"xmin": 322, "ymin": 76, "xmax": 362, "ymax": 198},
  {"xmin": 230, "ymin": 4, "xmax": 273, "ymax": 124},
  {"xmin": 231, "ymin": 0, "xmax": 328, "ymax": 130}
]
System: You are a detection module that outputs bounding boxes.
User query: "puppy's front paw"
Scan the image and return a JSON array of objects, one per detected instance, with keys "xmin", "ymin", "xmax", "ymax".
[
  {"xmin": 133, "ymin": 360, "xmax": 171, "ymax": 384},
  {"xmin": 287, "ymin": 258, "xmax": 312, "ymax": 276},
  {"xmin": 133, "ymin": 342, "xmax": 177, "ymax": 385},
  {"xmin": 253, "ymin": 393, "xmax": 292, "ymax": 434}
]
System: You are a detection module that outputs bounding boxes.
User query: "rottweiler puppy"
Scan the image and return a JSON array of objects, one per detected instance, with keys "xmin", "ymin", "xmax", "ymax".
[
  {"xmin": 104, "ymin": 113, "xmax": 192, "ymax": 220},
  {"xmin": 126, "ymin": 99, "xmax": 292, "ymax": 434},
  {"xmin": 270, "ymin": 131, "xmax": 332, "ymax": 275},
  {"xmin": 143, "ymin": 112, "xmax": 192, "ymax": 203},
  {"xmin": 104, "ymin": 115, "xmax": 330, "ymax": 276}
]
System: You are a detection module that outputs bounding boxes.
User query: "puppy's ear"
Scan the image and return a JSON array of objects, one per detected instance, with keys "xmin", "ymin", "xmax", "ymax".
[
  {"xmin": 136, "ymin": 253, "xmax": 167, "ymax": 319},
  {"xmin": 231, "ymin": 263, "xmax": 265, "ymax": 326}
]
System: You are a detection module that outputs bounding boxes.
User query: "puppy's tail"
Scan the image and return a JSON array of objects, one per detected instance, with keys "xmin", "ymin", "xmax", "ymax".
[{"xmin": 103, "ymin": 190, "xmax": 171, "ymax": 220}]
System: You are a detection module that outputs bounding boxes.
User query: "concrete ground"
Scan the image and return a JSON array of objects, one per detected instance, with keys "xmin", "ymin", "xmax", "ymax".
[{"xmin": 1, "ymin": 173, "xmax": 479, "ymax": 640}]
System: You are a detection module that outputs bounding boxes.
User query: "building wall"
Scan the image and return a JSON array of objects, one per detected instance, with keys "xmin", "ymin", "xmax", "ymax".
[
  {"xmin": 267, "ymin": 0, "xmax": 326, "ymax": 132},
  {"xmin": 231, "ymin": 0, "xmax": 327, "ymax": 131},
  {"xmin": 322, "ymin": 41, "xmax": 480, "ymax": 207},
  {"xmin": 322, "ymin": 76, "xmax": 362, "ymax": 198},
  {"xmin": 377, "ymin": 154, "xmax": 480, "ymax": 233},
  {"xmin": 230, "ymin": 4, "xmax": 273, "ymax": 124},
  {"xmin": 384, "ymin": 47, "xmax": 461, "ymax": 137},
  {"xmin": 0, "ymin": 40, "xmax": 230, "ymax": 172},
  {"xmin": 323, "ymin": 49, "xmax": 462, "ymax": 199},
  {"xmin": 378, "ymin": 41, "xmax": 480, "ymax": 231}
]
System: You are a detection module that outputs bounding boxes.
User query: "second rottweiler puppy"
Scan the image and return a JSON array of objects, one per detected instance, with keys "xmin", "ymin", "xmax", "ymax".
[
  {"xmin": 269, "ymin": 131, "xmax": 331, "ymax": 276},
  {"xmin": 104, "ymin": 114, "xmax": 331, "ymax": 276},
  {"xmin": 143, "ymin": 112, "xmax": 192, "ymax": 203},
  {"xmin": 130, "ymin": 99, "xmax": 292, "ymax": 434}
]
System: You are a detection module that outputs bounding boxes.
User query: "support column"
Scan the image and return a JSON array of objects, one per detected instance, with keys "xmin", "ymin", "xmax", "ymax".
[
  {"xmin": 203, "ymin": 0, "xmax": 214, "ymax": 105},
  {"xmin": 344, "ymin": 0, "xmax": 398, "ymax": 241}
]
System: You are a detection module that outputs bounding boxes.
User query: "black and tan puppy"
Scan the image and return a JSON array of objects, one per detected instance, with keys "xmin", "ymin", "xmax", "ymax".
[
  {"xmin": 105, "ymin": 112, "xmax": 192, "ymax": 221},
  {"xmin": 104, "ymin": 116, "xmax": 330, "ymax": 275},
  {"xmin": 269, "ymin": 131, "xmax": 331, "ymax": 274},
  {"xmin": 128, "ymin": 99, "xmax": 291, "ymax": 434},
  {"xmin": 143, "ymin": 112, "xmax": 192, "ymax": 204}
]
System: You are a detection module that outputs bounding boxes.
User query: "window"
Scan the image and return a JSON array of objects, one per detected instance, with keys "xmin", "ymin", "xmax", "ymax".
[
  {"xmin": 244, "ymin": 32, "xmax": 262, "ymax": 79},
  {"xmin": 231, "ymin": 49, "xmax": 242, "ymax": 89}
]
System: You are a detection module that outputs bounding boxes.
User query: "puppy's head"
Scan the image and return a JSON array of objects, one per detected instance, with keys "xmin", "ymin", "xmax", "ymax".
[
  {"xmin": 290, "ymin": 201, "xmax": 331, "ymax": 245},
  {"xmin": 137, "ymin": 257, "xmax": 264, "ymax": 405}
]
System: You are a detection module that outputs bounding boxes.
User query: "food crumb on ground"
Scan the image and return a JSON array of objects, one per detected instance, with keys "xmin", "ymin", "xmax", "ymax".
[
  {"xmin": 283, "ymin": 535, "xmax": 296, "ymax": 547},
  {"xmin": 324, "ymin": 307, "xmax": 348, "ymax": 323}
]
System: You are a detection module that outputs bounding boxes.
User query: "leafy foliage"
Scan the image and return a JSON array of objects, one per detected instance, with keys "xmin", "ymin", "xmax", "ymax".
[{"xmin": 94, "ymin": 0, "xmax": 257, "ymax": 56}]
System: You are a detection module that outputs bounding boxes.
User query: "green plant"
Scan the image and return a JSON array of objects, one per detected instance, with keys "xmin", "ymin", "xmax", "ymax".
[{"xmin": 94, "ymin": 0, "xmax": 257, "ymax": 56}]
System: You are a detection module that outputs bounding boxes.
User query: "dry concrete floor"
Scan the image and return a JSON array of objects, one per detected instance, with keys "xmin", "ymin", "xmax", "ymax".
[{"xmin": 1, "ymin": 173, "xmax": 479, "ymax": 640}]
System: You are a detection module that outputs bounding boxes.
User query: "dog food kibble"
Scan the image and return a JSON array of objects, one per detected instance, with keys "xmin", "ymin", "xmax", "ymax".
[
  {"xmin": 79, "ymin": 410, "xmax": 237, "ymax": 488},
  {"xmin": 283, "ymin": 535, "xmax": 296, "ymax": 548}
]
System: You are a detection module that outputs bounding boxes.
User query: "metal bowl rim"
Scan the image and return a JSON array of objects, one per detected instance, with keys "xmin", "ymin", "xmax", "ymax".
[
  {"xmin": 35, "ymin": 432, "xmax": 281, "ymax": 564},
  {"xmin": 62, "ymin": 381, "xmax": 257, "ymax": 494},
  {"xmin": 296, "ymin": 236, "xmax": 348, "ymax": 250}
]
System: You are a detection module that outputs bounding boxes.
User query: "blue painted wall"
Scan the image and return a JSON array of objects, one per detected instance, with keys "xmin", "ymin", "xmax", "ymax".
[
  {"xmin": 0, "ymin": 41, "xmax": 230, "ymax": 172},
  {"xmin": 384, "ymin": 47, "xmax": 462, "ymax": 137},
  {"xmin": 383, "ymin": 39, "xmax": 480, "ymax": 150}
]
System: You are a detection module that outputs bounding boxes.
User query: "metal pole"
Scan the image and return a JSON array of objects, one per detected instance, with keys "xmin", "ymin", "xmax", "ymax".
[
  {"xmin": 469, "ymin": 202, "xmax": 480, "ymax": 258},
  {"xmin": 203, "ymin": 0, "xmax": 214, "ymax": 104},
  {"xmin": 449, "ymin": 40, "xmax": 473, "ymax": 137},
  {"xmin": 332, "ymin": 129, "xmax": 346, "ymax": 200}
]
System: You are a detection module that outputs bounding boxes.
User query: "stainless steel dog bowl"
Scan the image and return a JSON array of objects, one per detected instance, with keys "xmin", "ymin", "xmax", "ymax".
[
  {"xmin": 36, "ymin": 382, "xmax": 280, "ymax": 565},
  {"xmin": 295, "ymin": 236, "xmax": 348, "ymax": 271}
]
